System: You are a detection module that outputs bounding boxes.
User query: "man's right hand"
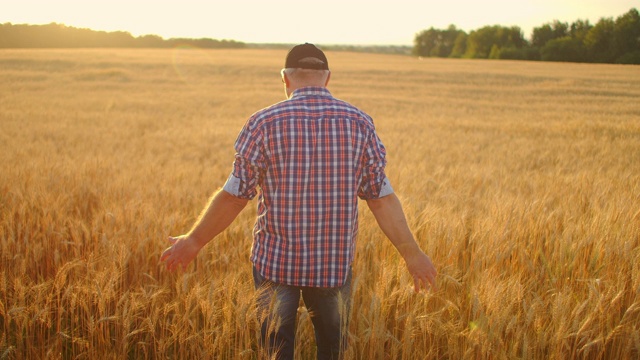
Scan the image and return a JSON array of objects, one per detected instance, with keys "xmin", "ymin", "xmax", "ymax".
[{"xmin": 403, "ymin": 250, "xmax": 437, "ymax": 293}]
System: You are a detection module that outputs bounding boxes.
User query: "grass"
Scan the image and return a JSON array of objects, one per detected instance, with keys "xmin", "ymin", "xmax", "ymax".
[{"xmin": 1, "ymin": 48, "xmax": 639, "ymax": 359}]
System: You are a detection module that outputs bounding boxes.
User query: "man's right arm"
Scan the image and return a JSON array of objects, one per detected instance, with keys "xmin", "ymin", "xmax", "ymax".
[{"xmin": 366, "ymin": 193, "xmax": 437, "ymax": 292}]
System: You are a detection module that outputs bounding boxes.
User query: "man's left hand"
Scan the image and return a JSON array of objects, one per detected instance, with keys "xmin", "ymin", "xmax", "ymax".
[{"xmin": 160, "ymin": 235, "xmax": 203, "ymax": 271}]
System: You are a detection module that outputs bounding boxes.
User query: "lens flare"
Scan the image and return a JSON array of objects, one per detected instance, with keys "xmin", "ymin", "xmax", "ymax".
[{"xmin": 171, "ymin": 44, "xmax": 212, "ymax": 84}]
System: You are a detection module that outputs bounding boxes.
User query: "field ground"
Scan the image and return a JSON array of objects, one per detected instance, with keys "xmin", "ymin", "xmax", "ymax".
[{"xmin": 1, "ymin": 49, "xmax": 639, "ymax": 359}]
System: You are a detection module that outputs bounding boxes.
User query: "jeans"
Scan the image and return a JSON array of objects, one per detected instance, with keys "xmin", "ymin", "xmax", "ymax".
[{"xmin": 253, "ymin": 266, "xmax": 352, "ymax": 360}]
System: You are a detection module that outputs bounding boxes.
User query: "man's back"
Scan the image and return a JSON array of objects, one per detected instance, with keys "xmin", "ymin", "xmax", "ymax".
[{"xmin": 230, "ymin": 86, "xmax": 390, "ymax": 287}]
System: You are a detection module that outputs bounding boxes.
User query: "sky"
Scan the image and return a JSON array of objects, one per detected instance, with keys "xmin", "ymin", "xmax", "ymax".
[{"xmin": 2, "ymin": 0, "xmax": 638, "ymax": 45}]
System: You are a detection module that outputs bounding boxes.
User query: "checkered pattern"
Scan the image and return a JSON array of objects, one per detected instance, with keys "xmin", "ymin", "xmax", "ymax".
[{"xmin": 227, "ymin": 87, "xmax": 390, "ymax": 287}]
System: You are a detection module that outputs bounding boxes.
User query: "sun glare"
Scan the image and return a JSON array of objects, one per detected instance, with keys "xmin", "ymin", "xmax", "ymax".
[{"xmin": 3, "ymin": 0, "xmax": 638, "ymax": 44}]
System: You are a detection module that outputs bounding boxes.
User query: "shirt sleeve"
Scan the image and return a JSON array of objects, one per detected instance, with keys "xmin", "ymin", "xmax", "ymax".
[
  {"xmin": 358, "ymin": 130, "xmax": 394, "ymax": 199},
  {"xmin": 223, "ymin": 115, "xmax": 265, "ymax": 200}
]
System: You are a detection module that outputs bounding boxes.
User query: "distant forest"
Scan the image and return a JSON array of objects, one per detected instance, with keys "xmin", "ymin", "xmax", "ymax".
[
  {"xmin": 0, "ymin": 22, "xmax": 245, "ymax": 49},
  {"xmin": 2, "ymin": 8, "xmax": 639, "ymax": 64},
  {"xmin": 0, "ymin": 22, "xmax": 413, "ymax": 54},
  {"xmin": 414, "ymin": 8, "xmax": 640, "ymax": 64}
]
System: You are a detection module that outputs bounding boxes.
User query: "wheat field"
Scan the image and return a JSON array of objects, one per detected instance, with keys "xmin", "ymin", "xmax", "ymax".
[{"xmin": 1, "ymin": 48, "xmax": 639, "ymax": 359}]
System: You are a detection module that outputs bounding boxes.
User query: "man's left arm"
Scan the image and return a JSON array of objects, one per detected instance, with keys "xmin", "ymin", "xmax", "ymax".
[
  {"xmin": 161, "ymin": 113, "xmax": 264, "ymax": 272},
  {"xmin": 160, "ymin": 189, "xmax": 248, "ymax": 271}
]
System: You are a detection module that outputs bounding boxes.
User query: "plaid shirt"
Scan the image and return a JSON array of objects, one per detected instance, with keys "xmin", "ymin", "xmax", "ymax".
[{"xmin": 223, "ymin": 87, "xmax": 393, "ymax": 287}]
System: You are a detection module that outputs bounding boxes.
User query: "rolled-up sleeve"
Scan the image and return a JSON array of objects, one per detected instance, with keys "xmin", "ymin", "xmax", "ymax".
[
  {"xmin": 358, "ymin": 131, "xmax": 394, "ymax": 199},
  {"xmin": 223, "ymin": 116, "xmax": 265, "ymax": 199}
]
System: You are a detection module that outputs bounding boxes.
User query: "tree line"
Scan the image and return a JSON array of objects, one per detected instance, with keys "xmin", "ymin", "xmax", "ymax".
[
  {"xmin": 413, "ymin": 8, "xmax": 640, "ymax": 64},
  {"xmin": 0, "ymin": 23, "xmax": 245, "ymax": 49}
]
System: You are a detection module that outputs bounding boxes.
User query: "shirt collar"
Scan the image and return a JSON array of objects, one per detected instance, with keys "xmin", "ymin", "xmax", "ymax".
[{"xmin": 290, "ymin": 86, "xmax": 332, "ymax": 99}]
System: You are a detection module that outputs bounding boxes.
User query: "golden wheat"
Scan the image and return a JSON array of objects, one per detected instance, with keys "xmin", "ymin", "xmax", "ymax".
[{"xmin": 1, "ymin": 48, "xmax": 639, "ymax": 359}]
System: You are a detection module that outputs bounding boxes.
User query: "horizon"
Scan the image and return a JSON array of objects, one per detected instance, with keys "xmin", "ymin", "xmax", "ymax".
[{"xmin": 2, "ymin": 1, "xmax": 638, "ymax": 45}]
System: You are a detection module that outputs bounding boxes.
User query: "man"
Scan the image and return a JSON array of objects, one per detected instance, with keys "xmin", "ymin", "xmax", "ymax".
[{"xmin": 160, "ymin": 43, "xmax": 437, "ymax": 359}]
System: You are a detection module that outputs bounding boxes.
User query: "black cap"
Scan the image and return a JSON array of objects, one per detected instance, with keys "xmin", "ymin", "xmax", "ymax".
[{"xmin": 284, "ymin": 43, "xmax": 329, "ymax": 70}]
